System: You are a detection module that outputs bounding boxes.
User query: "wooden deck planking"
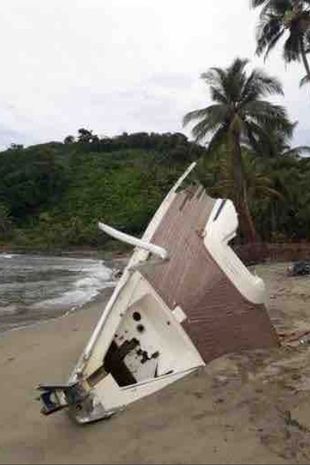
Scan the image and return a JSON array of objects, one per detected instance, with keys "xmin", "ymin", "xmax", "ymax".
[{"xmin": 142, "ymin": 186, "xmax": 278, "ymax": 363}]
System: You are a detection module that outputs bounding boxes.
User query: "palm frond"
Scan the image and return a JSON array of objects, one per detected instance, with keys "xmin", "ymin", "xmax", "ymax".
[
  {"xmin": 242, "ymin": 69, "xmax": 284, "ymax": 101},
  {"xmin": 253, "ymin": 0, "xmax": 310, "ymax": 74},
  {"xmin": 228, "ymin": 58, "xmax": 249, "ymax": 76},
  {"xmin": 264, "ymin": 29, "xmax": 286, "ymax": 59},
  {"xmin": 183, "ymin": 104, "xmax": 229, "ymax": 128},
  {"xmin": 251, "ymin": 0, "xmax": 267, "ymax": 7},
  {"xmin": 300, "ymin": 74, "xmax": 310, "ymax": 86},
  {"xmin": 191, "ymin": 118, "xmax": 221, "ymax": 142},
  {"xmin": 209, "ymin": 87, "xmax": 228, "ymax": 104},
  {"xmin": 207, "ymin": 126, "xmax": 229, "ymax": 153},
  {"xmin": 244, "ymin": 101, "xmax": 292, "ymax": 135},
  {"xmin": 282, "ymin": 146, "xmax": 310, "ymax": 156},
  {"xmin": 256, "ymin": 14, "xmax": 283, "ymax": 56},
  {"xmin": 283, "ymin": 29, "xmax": 301, "ymax": 62},
  {"xmin": 201, "ymin": 68, "xmax": 226, "ymax": 88}
]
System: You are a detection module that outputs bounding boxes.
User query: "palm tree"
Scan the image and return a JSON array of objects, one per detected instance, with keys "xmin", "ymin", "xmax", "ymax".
[
  {"xmin": 251, "ymin": 0, "xmax": 310, "ymax": 86},
  {"xmin": 183, "ymin": 58, "xmax": 293, "ymax": 242}
]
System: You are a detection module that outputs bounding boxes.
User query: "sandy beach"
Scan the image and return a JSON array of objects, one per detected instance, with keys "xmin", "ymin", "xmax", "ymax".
[{"xmin": 1, "ymin": 263, "xmax": 310, "ymax": 464}]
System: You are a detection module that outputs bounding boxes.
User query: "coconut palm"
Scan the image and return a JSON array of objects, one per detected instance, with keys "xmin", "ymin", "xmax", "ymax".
[
  {"xmin": 183, "ymin": 58, "xmax": 293, "ymax": 242},
  {"xmin": 251, "ymin": 0, "xmax": 310, "ymax": 86}
]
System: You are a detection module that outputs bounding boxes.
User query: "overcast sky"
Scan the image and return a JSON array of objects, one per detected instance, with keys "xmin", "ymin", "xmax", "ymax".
[{"xmin": 0, "ymin": 0, "xmax": 308, "ymax": 149}]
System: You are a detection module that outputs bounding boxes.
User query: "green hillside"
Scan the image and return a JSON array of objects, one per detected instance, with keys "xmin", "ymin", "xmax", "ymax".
[
  {"xmin": 0, "ymin": 133, "xmax": 204, "ymax": 252},
  {"xmin": 0, "ymin": 131, "xmax": 310, "ymax": 253}
]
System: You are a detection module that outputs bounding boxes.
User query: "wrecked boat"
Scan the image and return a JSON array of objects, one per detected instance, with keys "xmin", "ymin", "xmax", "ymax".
[{"xmin": 38, "ymin": 163, "xmax": 278, "ymax": 424}]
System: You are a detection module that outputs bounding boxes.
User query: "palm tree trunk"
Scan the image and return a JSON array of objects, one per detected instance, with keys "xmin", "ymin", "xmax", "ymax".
[
  {"xmin": 271, "ymin": 203, "xmax": 277, "ymax": 238},
  {"xmin": 300, "ymin": 37, "xmax": 310, "ymax": 84},
  {"xmin": 242, "ymin": 184, "xmax": 257, "ymax": 242},
  {"xmin": 230, "ymin": 131, "xmax": 257, "ymax": 243}
]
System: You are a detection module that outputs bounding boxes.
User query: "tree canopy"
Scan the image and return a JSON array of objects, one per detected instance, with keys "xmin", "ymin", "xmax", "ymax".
[
  {"xmin": 251, "ymin": 0, "xmax": 310, "ymax": 86},
  {"xmin": 183, "ymin": 58, "xmax": 294, "ymax": 241},
  {"xmin": 0, "ymin": 129, "xmax": 309, "ymax": 251}
]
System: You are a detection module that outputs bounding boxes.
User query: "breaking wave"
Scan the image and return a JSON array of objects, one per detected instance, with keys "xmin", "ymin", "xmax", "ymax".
[{"xmin": 0, "ymin": 253, "xmax": 116, "ymax": 332}]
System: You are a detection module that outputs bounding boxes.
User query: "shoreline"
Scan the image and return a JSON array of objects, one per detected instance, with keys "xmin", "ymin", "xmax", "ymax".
[
  {"xmin": 0, "ymin": 285, "xmax": 115, "ymax": 339},
  {"xmin": 0, "ymin": 243, "xmax": 131, "ymax": 261},
  {"xmin": 0, "ymin": 253, "xmax": 128, "ymax": 336},
  {"xmin": 2, "ymin": 241, "xmax": 310, "ymax": 264}
]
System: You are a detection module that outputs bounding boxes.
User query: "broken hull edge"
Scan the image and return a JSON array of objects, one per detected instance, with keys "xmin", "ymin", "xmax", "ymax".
[{"xmin": 68, "ymin": 272, "xmax": 206, "ymax": 423}]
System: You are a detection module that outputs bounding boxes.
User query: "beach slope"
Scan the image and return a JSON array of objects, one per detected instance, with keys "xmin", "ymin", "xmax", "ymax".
[{"xmin": 1, "ymin": 264, "xmax": 310, "ymax": 464}]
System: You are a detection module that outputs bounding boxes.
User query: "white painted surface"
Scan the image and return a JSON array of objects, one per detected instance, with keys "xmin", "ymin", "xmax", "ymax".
[
  {"xmin": 92, "ymin": 368, "xmax": 199, "ymax": 412},
  {"xmin": 204, "ymin": 199, "xmax": 266, "ymax": 304},
  {"xmin": 98, "ymin": 222, "xmax": 169, "ymax": 260},
  {"xmin": 172, "ymin": 305, "xmax": 187, "ymax": 323},
  {"xmin": 77, "ymin": 274, "xmax": 204, "ymax": 416},
  {"xmin": 84, "ymin": 273, "xmax": 204, "ymax": 378}
]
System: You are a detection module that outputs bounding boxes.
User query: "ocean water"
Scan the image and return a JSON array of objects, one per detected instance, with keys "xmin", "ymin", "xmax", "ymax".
[{"xmin": 0, "ymin": 253, "xmax": 116, "ymax": 333}]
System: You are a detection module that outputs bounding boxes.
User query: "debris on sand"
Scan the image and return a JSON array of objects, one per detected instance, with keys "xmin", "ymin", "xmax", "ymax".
[{"xmin": 287, "ymin": 261, "xmax": 310, "ymax": 277}]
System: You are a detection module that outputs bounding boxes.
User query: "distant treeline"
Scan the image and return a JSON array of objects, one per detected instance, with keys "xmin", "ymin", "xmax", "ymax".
[
  {"xmin": 64, "ymin": 129, "xmax": 206, "ymax": 160},
  {"xmin": 0, "ymin": 130, "xmax": 309, "ymax": 251}
]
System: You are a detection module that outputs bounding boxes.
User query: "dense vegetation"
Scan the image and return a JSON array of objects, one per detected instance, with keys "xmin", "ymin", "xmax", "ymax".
[
  {"xmin": 0, "ymin": 132, "xmax": 204, "ymax": 251},
  {"xmin": 0, "ymin": 129, "xmax": 309, "ymax": 252}
]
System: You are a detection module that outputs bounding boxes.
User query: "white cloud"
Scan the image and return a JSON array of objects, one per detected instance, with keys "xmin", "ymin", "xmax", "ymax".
[{"xmin": 0, "ymin": 0, "xmax": 308, "ymax": 148}]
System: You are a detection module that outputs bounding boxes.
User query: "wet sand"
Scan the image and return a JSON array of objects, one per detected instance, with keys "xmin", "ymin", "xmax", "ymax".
[{"xmin": 1, "ymin": 263, "xmax": 310, "ymax": 464}]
